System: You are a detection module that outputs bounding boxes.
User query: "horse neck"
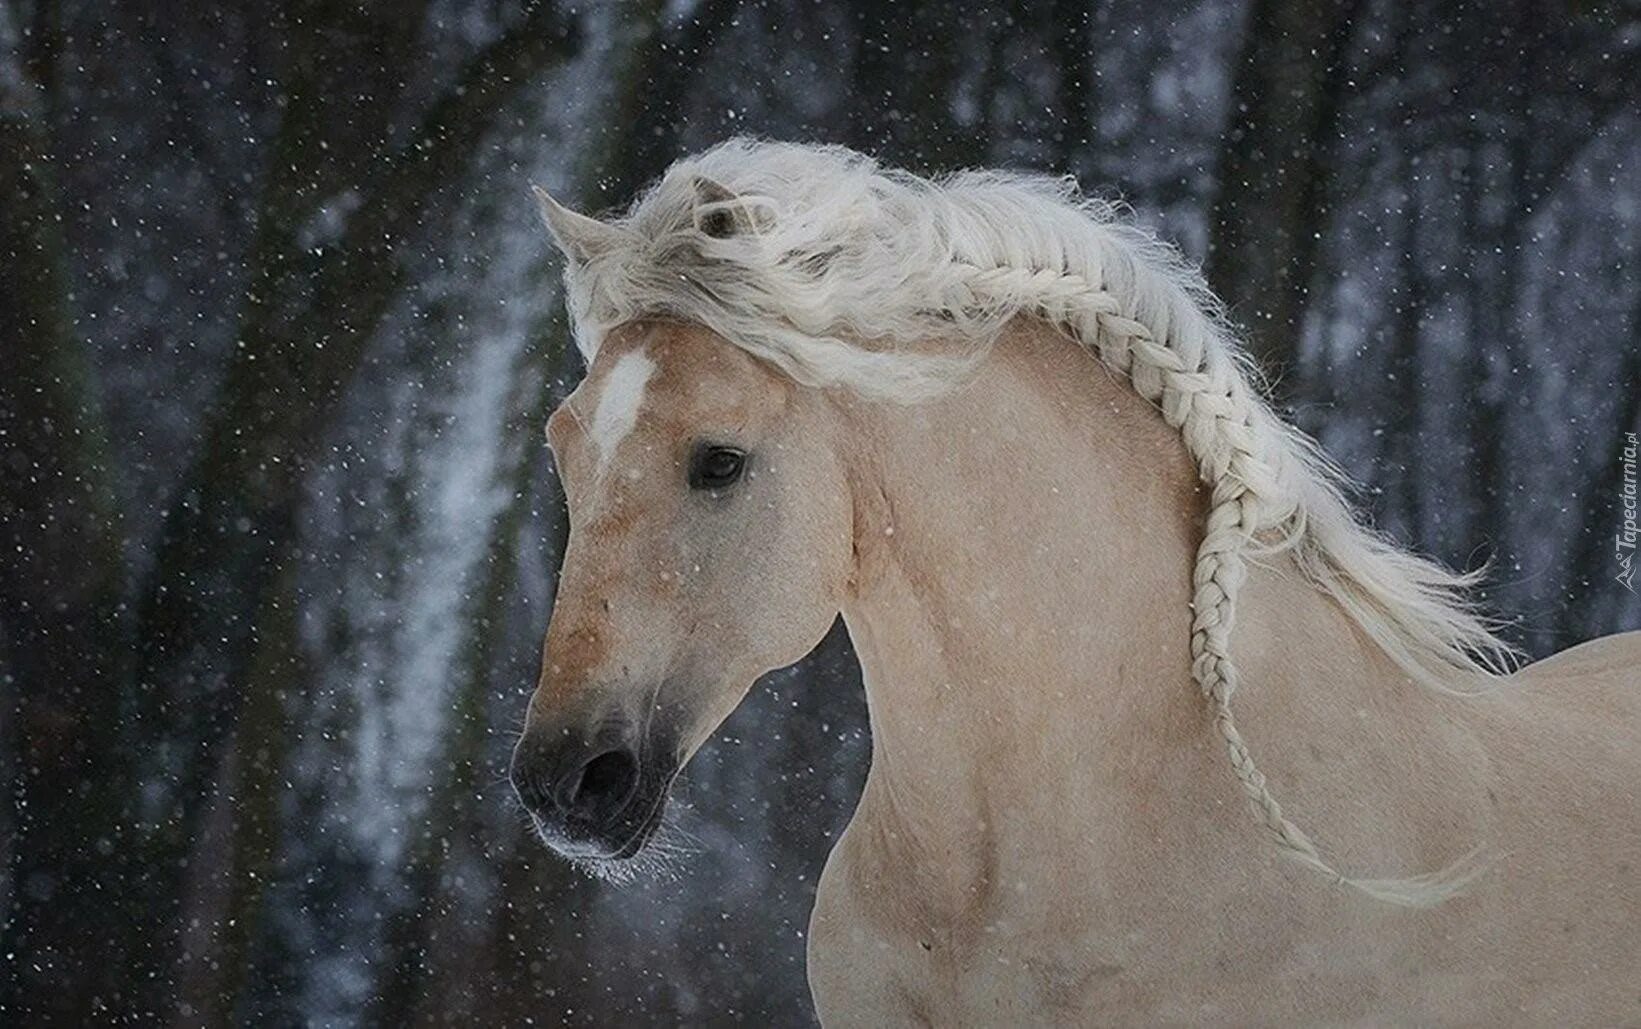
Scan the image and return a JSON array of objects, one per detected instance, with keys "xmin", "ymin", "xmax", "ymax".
[{"xmin": 831, "ymin": 318, "xmax": 1405, "ymax": 841}]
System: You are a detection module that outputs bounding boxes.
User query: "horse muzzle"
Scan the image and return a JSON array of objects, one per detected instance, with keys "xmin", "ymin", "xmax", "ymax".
[{"xmin": 509, "ymin": 716, "xmax": 671, "ymax": 859}]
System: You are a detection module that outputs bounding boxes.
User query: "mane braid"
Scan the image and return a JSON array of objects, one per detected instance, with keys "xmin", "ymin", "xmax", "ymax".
[{"xmin": 558, "ymin": 137, "xmax": 1520, "ymax": 906}]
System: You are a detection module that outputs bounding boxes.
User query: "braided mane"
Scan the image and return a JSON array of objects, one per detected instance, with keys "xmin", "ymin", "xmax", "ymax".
[{"xmin": 556, "ymin": 138, "xmax": 1517, "ymax": 905}]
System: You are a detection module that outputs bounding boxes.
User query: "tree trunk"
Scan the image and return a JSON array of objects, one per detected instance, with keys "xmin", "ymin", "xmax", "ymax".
[
  {"xmin": 845, "ymin": 0, "xmax": 990, "ymax": 171},
  {"xmin": 1207, "ymin": 0, "xmax": 1363, "ymax": 381},
  {"xmin": 114, "ymin": 5, "xmax": 583, "ymax": 1007},
  {"xmin": 0, "ymin": 11, "xmax": 134, "ymax": 1017},
  {"xmin": 362, "ymin": 6, "xmax": 732, "ymax": 1014},
  {"xmin": 1463, "ymin": 0, "xmax": 1538, "ymax": 642},
  {"xmin": 177, "ymin": 568, "xmax": 305, "ymax": 1024},
  {"xmin": 1386, "ymin": 0, "xmax": 1429, "ymax": 548},
  {"xmin": 592, "ymin": 0, "xmax": 743, "ymax": 207},
  {"xmin": 1049, "ymin": 0, "xmax": 1100, "ymax": 178}
]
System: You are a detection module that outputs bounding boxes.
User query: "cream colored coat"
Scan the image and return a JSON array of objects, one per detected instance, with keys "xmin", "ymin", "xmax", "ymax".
[
  {"xmin": 800, "ymin": 319, "xmax": 1641, "ymax": 1025},
  {"xmin": 534, "ymin": 317, "xmax": 1640, "ymax": 1026}
]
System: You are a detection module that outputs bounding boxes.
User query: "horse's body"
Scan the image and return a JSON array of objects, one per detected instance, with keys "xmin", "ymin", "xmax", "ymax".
[
  {"xmin": 803, "ymin": 318, "xmax": 1641, "ymax": 1025},
  {"xmin": 508, "ymin": 140, "xmax": 1641, "ymax": 1024}
]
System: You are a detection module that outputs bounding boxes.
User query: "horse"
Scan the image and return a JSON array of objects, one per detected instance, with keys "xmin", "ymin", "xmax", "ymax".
[{"xmin": 507, "ymin": 139, "xmax": 1641, "ymax": 1024}]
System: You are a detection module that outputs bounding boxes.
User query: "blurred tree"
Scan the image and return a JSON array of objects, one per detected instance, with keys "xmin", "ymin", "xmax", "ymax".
[
  {"xmin": 1381, "ymin": 0, "xmax": 1431, "ymax": 548},
  {"xmin": 594, "ymin": 0, "xmax": 743, "ymax": 207},
  {"xmin": 1207, "ymin": 0, "xmax": 1364, "ymax": 380},
  {"xmin": 1440, "ymin": 0, "xmax": 1639, "ymax": 647},
  {"xmin": 0, "ymin": 1, "xmax": 133, "ymax": 1016},
  {"xmin": 366, "ymin": 2, "xmax": 746, "ymax": 1016},
  {"xmin": 363, "ymin": 494, "xmax": 540, "ymax": 1025},
  {"xmin": 846, "ymin": 0, "xmax": 992, "ymax": 171},
  {"xmin": 1050, "ymin": 0, "xmax": 1100, "ymax": 177},
  {"xmin": 1460, "ymin": 1, "xmax": 1539, "ymax": 571},
  {"xmin": 106, "ymin": 0, "xmax": 584, "ymax": 1011},
  {"xmin": 1385, "ymin": 158, "xmax": 1431, "ymax": 545},
  {"xmin": 178, "ymin": 568, "xmax": 304, "ymax": 1024}
]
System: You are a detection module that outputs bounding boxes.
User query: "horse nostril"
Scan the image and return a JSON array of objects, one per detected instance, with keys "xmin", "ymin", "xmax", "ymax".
[
  {"xmin": 509, "ymin": 752, "xmax": 551, "ymax": 815},
  {"xmin": 555, "ymin": 747, "xmax": 639, "ymax": 824}
]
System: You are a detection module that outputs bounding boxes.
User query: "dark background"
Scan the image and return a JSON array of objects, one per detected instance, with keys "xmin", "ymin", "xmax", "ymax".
[{"xmin": 2, "ymin": 0, "xmax": 1637, "ymax": 1023}]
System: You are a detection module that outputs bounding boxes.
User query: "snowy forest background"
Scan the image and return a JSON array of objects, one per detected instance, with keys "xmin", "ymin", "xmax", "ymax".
[{"xmin": 2, "ymin": 0, "xmax": 1637, "ymax": 1023}]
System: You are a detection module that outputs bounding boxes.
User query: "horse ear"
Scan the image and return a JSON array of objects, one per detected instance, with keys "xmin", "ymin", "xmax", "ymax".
[
  {"xmin": 692, "ymin": 175, "xmax": 774, "ymax": 238},
  {"xmin": 694, "ymin": 176, "xmax": 738, "ymax": 207},
  {"xmin": 531, "ymin": 184, "xmax": 625, "ymax": 264}
]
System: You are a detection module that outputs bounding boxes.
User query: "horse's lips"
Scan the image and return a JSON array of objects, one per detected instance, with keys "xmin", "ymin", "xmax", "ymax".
[{"xmin": 530, "ymin": 763, "xmax": 675, "ymax": 862}]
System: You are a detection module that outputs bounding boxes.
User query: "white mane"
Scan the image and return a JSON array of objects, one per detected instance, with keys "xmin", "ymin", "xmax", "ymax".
[{"xmin": 552, "ymin": 138, "xmax": 1517, "ymax": 904}]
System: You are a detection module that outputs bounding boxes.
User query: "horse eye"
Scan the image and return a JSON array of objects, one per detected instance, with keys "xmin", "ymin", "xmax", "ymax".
[{"xmin": 689, "ymin": 445, "xmax": 746, "ymax": 490}]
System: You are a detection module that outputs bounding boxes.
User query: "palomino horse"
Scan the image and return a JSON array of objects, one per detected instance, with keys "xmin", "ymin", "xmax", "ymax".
[{"xmin": 508, "ymin": 140, "xmax": 1640, "ymax": 1023}]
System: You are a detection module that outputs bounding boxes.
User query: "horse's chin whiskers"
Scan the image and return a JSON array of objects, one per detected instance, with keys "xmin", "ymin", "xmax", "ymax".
[{"xmin": 569, "ymin": 807, "xmax": 700, "ymax": 888}]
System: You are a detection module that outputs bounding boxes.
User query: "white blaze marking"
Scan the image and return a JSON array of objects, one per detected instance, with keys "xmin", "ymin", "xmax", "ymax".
[{"xmin": 590, "ymin": 348, "xmax": 656, "ymax": 464}]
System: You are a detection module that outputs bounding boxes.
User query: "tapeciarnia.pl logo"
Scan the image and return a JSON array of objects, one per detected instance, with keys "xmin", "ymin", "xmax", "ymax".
[{"xmin": 1617, "ymin": 431, "xmax": 1638, "ymax": 593}]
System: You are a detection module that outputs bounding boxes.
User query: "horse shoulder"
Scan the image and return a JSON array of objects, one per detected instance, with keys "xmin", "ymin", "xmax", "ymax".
[{"xmin": 807, "ymin": 809, "xmax": 941, "ymax": 1027}]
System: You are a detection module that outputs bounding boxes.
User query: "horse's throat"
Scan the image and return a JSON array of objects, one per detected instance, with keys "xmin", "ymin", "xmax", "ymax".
[{"xmin": 836, "ymin": 481, "xmax": 1199, "ymax": 913}]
